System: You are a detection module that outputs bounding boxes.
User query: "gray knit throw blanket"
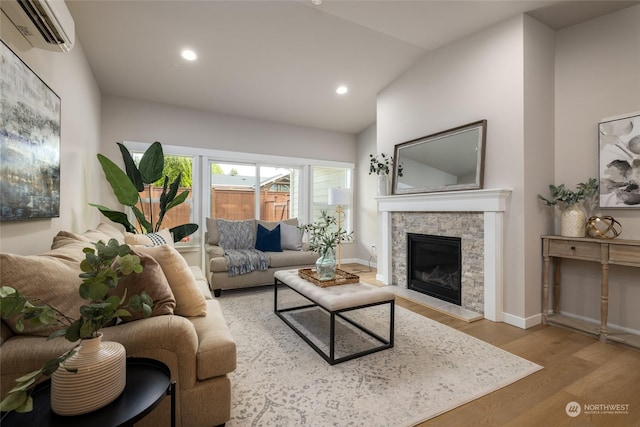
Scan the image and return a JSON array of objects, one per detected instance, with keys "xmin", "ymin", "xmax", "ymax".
[{"xmin": 216, "ymin": 218, "xmax": 269, "ymax": 276}]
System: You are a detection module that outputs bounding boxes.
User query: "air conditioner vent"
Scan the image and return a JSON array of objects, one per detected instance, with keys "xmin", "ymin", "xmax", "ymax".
[
  {"xmin": 1, "ymin": 0, "xmax": 74, "ymax": 52},
  {"xmin": 17, "ymin": 0, "xmax": 66, "ymax": 45}
]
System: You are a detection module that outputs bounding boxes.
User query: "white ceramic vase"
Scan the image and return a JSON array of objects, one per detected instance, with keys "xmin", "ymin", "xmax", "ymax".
[
  {"xmin": 560, "ymin": 204, "xmax": 587, "ymax": 237},
  {"xmin": 51, "ymin": 333, "xmax": 126, "ymax": 416},
  {"xmin": 377, "ymin": 174, "xmax": 389, "ymax": 196}
]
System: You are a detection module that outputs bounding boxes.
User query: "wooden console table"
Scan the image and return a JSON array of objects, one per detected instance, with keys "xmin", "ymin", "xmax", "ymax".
[{"xmin": 542, "ymin": 235, "xmax": 640, "ymax": 349}]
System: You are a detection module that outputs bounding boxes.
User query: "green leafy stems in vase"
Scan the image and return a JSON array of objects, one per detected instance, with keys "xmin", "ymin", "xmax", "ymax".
[
  {"xmin": 368, "ymin": 153, "xmax": 403, "ymax": 177},
  {"xmin": 537, "ymin": 177, "xmax": 599, "ymax": 209},
  {"xmin": 0, "ymin": 240, "xmax": 153, "ymax": 413},
  {"xmin": 300, "ymin": 210, "xmax": 354, "ymax": 279}
]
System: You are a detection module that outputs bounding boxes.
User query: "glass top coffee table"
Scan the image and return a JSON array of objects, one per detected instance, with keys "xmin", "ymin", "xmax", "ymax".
[{"xmin": 1, "ymin": 357, "xmax": 175, "ymax": 427}]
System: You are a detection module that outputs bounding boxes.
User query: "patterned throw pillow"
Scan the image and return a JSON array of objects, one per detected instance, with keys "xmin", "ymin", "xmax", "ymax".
[
  {"xmin": 216, "ymin": 219, "xmax": 255, "ymax": 250},
  {"xmin": 124, "ymin": 228, "xmax": 174, "ymax": 247}
]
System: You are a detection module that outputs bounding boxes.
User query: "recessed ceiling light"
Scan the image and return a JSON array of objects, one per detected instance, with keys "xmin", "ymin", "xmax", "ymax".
[
  {"xmin": 181, "ymin": 49, "xmax": 197, "ymax": 61},
  {"xmin": 311, "ymin": 0, "xmax": 322, "ymax": 5},
  {"xmin": 336, "ymin": 86, "xmax": 348, "ymax": 95}
]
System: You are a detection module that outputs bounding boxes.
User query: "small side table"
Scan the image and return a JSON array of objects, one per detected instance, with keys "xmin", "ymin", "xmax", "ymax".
[{"xmin": 1, "ymin": 357, "xmax": 176, "ymax": 427}]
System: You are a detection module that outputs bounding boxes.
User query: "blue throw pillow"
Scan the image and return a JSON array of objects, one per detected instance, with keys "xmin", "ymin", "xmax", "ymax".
[{"xmin": 255, "ymin": 224, "xmax": 282, "ymax": 252}]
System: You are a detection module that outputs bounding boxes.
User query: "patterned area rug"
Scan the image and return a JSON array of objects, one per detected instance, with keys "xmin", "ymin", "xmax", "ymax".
[{"xmin": 217, "ymin": 287, "xmax": 542, "ymax": 427}]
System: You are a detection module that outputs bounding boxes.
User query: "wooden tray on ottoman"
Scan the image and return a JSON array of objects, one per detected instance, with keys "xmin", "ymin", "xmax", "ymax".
[{"xmin": 298, "ymin": 268, "xmax": 360, "ymax": 287}]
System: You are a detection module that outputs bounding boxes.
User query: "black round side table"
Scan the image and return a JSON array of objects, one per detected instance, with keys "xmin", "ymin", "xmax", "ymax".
[{"xmin": 1, "ymin": 357, "xmax": 176, "ymax": 427}]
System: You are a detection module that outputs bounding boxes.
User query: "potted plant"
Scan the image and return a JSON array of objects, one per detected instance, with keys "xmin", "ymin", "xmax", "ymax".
[
  {"xmin": 91, "ymin": 141, "xmax": 198, "ymax": 243},
  {"xmin": 369, "ymin": 153, "xmax": 402, "ymax": 196},
  {"xmin": 537, "ymin": 177, "xmax": 599, "ymax": 237},
  {"xmin": 0, "ymin": 240, "xmax": 152, "ymax": 415},
  {"xmin": 300, "ymin": 211, "xmax": 353, "ymax": 281}
]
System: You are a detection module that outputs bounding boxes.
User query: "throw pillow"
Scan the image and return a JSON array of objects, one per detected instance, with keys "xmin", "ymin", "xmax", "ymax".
[
  {"xmin": 280, "ymin": 222, "xmax": 303, "ymax": 251},
  {"xmin": 216, "ymin": 219, "xmax": 255, "ymax": 249},
  {"xmin": 255, "ymin": 224, "xmax": 282, "ymax": 252},
  {"xmin": 0, "ymin": 252, "xmax": 85, "ymax": 336},
  {"xmin": 124, "ymin": 228, "xmax": 174, "ymax": 247},
  {"xmin": 206, "ymin": 217, "xmax": 219, "ymax": 245},
  {"xmin": 108, "ymin": 249, "xmax": 176, "ymax": 322},
  {"xmin": 133, "ymin": 245, "xmax": 207, "ymax": 317}
]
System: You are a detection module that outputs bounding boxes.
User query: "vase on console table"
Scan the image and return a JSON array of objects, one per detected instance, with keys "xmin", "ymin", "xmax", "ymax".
[{"xmin": 560, "ymin": 204, "xmax": 587, "ymax": 238}]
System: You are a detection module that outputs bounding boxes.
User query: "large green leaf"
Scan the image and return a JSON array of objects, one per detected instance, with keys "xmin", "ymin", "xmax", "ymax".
[
  {"xmin": 166, "ymin": 190, "xmax": 189, "ymax": 211},
  {"xmin": 97, "ymin": 155, "xmax": 139, "ymax": 206},
  {"xmin": 131, "ymin": 205, "xmax": 153, "ymax": 234},
  {"xmin": 118, "ymin": 143, "xmax": 144, "ymax": 192},
  {"xmin": 89, "ymin": 204, "xmax": 137, "ymax": 232},
  {"xmin": 170, "ymin": 223, "xmax": 199, "ymax": 243},
  {"xmin": 139, "ymin": 141, "xmax": 164, "ymax": 184}
]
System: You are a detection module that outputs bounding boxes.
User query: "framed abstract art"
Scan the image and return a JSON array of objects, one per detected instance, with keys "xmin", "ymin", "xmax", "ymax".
[
  {"xmin": 598, "ymin": 112, "xmax": 640, "ymax": 208},
  {"xmin": 0, "ymin": 40, "xmax": 61, "ymax": 221}
]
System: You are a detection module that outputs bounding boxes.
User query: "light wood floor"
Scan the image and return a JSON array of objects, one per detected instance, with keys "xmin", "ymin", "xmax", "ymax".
[{"xmin": 341, "ymin": 263, "xmax": 640, "ymax": 427}]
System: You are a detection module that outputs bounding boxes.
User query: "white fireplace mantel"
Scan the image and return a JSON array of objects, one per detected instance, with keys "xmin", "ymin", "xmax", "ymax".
[{"xmin": 376, "ymin": 188, "xmax": 512, "ymax": 322}]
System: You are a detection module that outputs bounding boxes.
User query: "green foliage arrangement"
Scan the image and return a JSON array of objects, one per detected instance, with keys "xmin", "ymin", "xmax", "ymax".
[
  {"xmin": 369, "ymin": 153, "xmax": 403, "ymax": 177},
  {"xmin": 91, "ymin": 141, "xmax": 198, "ymax": 242},
  {"xmin": 300, "ymin": 211, "xmax": 353, "ymax": 262},
  {"xmin": 537, "ymin": 177, "xmax": 599, "ymax": 207},
  {"xmin": 0, "ymin": 240, "xmax": 152, "ymax": 413}
]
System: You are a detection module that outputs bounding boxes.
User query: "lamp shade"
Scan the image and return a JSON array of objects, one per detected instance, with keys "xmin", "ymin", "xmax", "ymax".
[{"xmin": 328, "ymin": 188, "xmax": 351, "ymax": 206}]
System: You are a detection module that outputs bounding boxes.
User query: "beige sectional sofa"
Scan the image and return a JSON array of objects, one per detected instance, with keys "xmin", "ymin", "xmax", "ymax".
[
  {"xmin": 0, "ymin": 223, "xmax": 236, "ymax": 427},
  {"xmin": 205, "ymin": 218, "xmax": 318, "ymax": 296}
]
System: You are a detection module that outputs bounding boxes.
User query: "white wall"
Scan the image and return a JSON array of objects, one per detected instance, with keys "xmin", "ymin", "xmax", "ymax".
[
  {"xmin": 355, "ymin": 122, "xmax": 378, "ymax": 265},
  {"xmin": 0, "ymin": 14, "xmax": 102, "ymax": 255},
  {"xmin": 374, "ymin": 7, "xmax": 639, "ymax": 331},
  {"xmin": 100, "ymin": 96, "xmax": 358, "ymax": 266},
  {"xmin": 377, "ymin": 16, "xmax": 536, "ymax": 325},
  {"xmin": 553, "ymin": 5, "xmax": 640, "ymax": 331}
]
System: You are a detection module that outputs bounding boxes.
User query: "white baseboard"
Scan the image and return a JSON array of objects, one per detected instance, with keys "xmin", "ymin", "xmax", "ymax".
[{"xmin": 502, "ymin": 312, "xmax": 542, "ymax": 329}]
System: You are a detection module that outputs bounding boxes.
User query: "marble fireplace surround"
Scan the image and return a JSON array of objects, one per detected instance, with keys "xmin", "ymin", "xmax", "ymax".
[{"xmin": 376, "ymin": 189, "xmax": 512, "ymax": 322}]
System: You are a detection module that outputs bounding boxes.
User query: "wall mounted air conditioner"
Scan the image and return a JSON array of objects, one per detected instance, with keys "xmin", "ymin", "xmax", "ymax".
[{"xmin": 0, "ymin": 0, "xmax": 74, "ymax": 52}]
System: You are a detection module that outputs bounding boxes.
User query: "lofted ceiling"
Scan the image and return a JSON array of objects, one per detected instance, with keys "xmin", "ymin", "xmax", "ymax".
[{"xmin": 66, "ymin": 0, "xmax": 639, "ymax": 134}]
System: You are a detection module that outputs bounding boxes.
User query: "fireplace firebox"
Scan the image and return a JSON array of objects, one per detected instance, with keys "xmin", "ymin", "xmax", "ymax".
[{"xmin": 407, "ymin": 233, "xmax": 461, "ymax": 305}]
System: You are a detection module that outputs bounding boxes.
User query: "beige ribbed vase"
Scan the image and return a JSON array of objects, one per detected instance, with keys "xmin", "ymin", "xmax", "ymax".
[{"xmin": 51, "ymin": 333, "xmax": 126, "ymax": 416}]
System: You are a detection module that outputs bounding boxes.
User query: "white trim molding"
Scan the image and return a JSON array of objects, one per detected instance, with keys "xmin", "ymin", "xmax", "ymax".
[{"xmin": 376, "ymin": 188, "xmax": 512, "ymax": 322}]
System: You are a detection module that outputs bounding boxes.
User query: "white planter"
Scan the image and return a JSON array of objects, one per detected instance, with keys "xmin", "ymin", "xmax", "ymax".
[
  {"xmin": 560, "ymin": 204, "xmax": 587, "ymax": 237},
  {"xmin": 377, "ymin": 175, "xmax": 389, "ymax": 196},
  {"xmin": 51, "ymin": 333, "xmax": 126, "ymax": 416}
]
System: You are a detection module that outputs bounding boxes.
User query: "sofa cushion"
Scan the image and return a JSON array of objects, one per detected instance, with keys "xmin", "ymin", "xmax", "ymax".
[
  {"xmin": 190, "ymin": 266, "xmax": 212, "ymax": 300},
  {"xmin": 0, "ymin": 252, "xmax": 85, "ymax": 336},
  {"xmin": 280, "ymin": 222, "xmax": 303, "ymax": 251},
  {"xmin": 109, "ymin": 250, "xmax": 176, "ymax": 322},
  {"xmin": 255, "ymin": 224, "xmax": 282, "ymax": 252},
  {"xmin": 124, "ymin": 228, "xmax": 174, "ymax": 247},
  {"xmin": 267, "ymin": 250, "xmax": 319, "ymax": 268},
  {"xmin": 134, "ymin": 245, "xmax": 207, "ymax": 317},
  {"xmin": 190, "ymin": 300, "xmax": 237, "ymax": 379},
  {"xmin": 217, "ymin": 219, "xmax": 254, "ymax": 250},
  {"xmin": 50, "ymin": 223, "xmax": 126, "ymax": 249}
]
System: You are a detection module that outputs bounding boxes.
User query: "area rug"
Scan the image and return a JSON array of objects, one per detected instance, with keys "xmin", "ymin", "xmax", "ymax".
[{"xmin": 217, "ymin": 287, "xmax": 542, "ymax": 427}]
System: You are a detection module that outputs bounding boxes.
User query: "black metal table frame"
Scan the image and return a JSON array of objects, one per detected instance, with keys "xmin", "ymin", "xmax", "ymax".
[
  {"xmin": 0, "ymin": 357, "xmax": 176, "ymax": 427},
  {"xmin": 274, "ymin": 277, "xmax": 395, "ymax": 365}
]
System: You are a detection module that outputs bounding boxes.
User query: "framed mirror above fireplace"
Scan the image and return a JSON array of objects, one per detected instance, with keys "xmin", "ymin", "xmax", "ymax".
[{"xmin": 392, "ymin": 120, "xmax": 487, "ymax": 195}]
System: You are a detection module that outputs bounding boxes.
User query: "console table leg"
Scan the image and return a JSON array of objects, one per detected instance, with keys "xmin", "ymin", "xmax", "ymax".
[
  {"xmin": 600, "ymin": 263, "xmax": 609, "ymax": 342},
  {"xmin": 553, "ymin": 258, "xmax": 561, "ymax": 314},
  {"xmin": 542, "ymin": 255, "xmax": 550, "ymax": 324}
]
